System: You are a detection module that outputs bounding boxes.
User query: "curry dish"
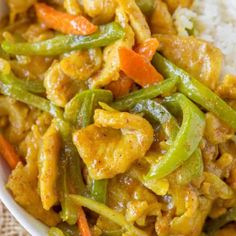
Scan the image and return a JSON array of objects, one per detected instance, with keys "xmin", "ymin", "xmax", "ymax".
[{"xmin": 0, "ymin": 0, "xmax": 236, "ymax": 235}]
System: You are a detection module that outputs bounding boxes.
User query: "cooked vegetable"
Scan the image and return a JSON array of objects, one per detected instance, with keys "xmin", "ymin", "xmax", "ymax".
[
  {"xmin": 154, "ymin": 34, "xmax": 223, "ymax": 90},
  {"xmin": 146, "ymin": 93, "xmax": 205, "ymax": 179},
  {"xmin": 55, "ymin": 119, "xmax": 86, "ymax": 195},
  {"xmin": 106, "ymin": 75, "xmax": 134, "ymax": 98},
  {"xmin": 35, "ymin": 3, "xmax": 97, "ymax": 35},
  {"xmin": 136, "ymin": 0, "xmax": 155, "ymax": 15},
  {"xmin": 134, "ymin": 38, "xmax": 160, "ymax": 61},
  {"xmin": 0, "ymin": 134, "xmax": 21, "ymax": 169},
  {"xmin": 152, "ymin": 53, "xmax": 236, "ymax": 129},
  {"xmin": 119, "ymin": 47, "xmax": 163, "ymax": 87},
  {"xmin": 90, "ymin": 179, "xmax": 108, "ymax": 204},
  {"xmin": 0, "ymin": 82, "xmax": 63, "ymax": 118},
  {"xmin": 91, "ymin": 7, "xmax": 135, "ymax": 88},
  {"xmin": 64, "ymin": 89, "xmax": 113, "ymax": 126},
  {"xmin": 204, "ymin": 207, "xmax": 236, "ymax": 234},
  {"xmin": 2, "ymin": 1, "xmax": 236, "ymax": 235},
  {"xmin": 68, "ymin": 89, "xmax": 109, "ymax": 204},
  {"xmin": 112, "ymin": 77, "xmax": 177, "ymax": 110},
  {"xmin": 0, "ymin": 72, "xmax": 45, "ymax": 94},
  {"xmin": 133, "ymin": 99, "xmax": 203, "ymax": 184},
  {"xmin": 70, "ymin": 194, "xmax": 148, "ymax": 236},
  {"xmin": 77, "ymin": 206, "xmax": 92, "ymax": 236},
  {"xmin": 1, "ymin": 23, "xmax": 125, "ymax": 56}
]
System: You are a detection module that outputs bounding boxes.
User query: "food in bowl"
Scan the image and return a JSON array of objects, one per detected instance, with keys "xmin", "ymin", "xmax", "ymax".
[{"xmin": 0, "ymin": 0, "xmax": 236, "ymax": 235}]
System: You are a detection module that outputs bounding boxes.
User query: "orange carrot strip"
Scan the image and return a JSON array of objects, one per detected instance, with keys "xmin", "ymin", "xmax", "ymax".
[
  {"xmin": 35, "ymin": 3, "xmax": 97, "ymax": 35},
  {"xmin": 135, "ymin": 38, "xmax": 160, "ymax": 61},
  {"xmin": 106, "ymin": 74, "xmax": 134, "ymax": 98},
  {"xmin": 77, "ymin": 206, "xmax": 92, "ymax": 236},
  {"xmin": 119, "ymin": 47, "xmax": 163, "ymax": 87},
  {"xmin": 0, "ymin": 134, "xmax": 20, "ymax": 169}
]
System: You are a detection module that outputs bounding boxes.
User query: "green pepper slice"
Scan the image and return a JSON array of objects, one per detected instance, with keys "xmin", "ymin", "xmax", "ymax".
[
  {"xmin": 204, "ymin": 207, "xmax": 236, "ymax": 234},
  {"xmin": 133, "ymin": 99, "xmax": 203, "ymax": 184},
  {"xmin": 1, "ymin": 23, "xmax": 125, "ymax": 56},
  {"xmin": 145, "ymin": 93, "xmax": 205, "ymax": 180},
  {"xmin": 136, "ymin": 0, "xmax": 155, "ymax": 15},
  {"xmin": 0, "ymin": 82, "xmax": 62, "ymax": 118},
  {"xmin": 152, "ymin": 53, "xmax": 236, "ymax": 130},
  {"xmin": 0, "ymin": 72, "xmax": 45, "ymax": 94},
  {"xmin": 112, "ymin": 77, "xmax": 178, "ymax": 111}
]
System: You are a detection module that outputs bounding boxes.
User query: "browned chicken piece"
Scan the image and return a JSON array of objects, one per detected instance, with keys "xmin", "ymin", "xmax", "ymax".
[
  {"xmin": 7, "ymin": 163, "xmax": 61, "ymax": 226},
  {"xmin": 156, "ymin": 34, "xmax": 223, "ymax": 90},
  {"xmin": 150, "ymin": 0, "xmax": 176, "ymax": 35},
  {"xmin": 7, "ymin": 120, "xmax": 60, "ymax": 226},
  {"xmin": 7, "ymin": 0, "xmax": 36, "ymax": 22},
  {"xmin": 217, "ymin": 74, "xmax": 236, "ymax": 100},
  {"xmin": 91, "ymin": 7, "xmax": 135, "ymax": 88},
  {"xmin": 82, "ymin": 0, "xmax": 117, "ymax": 24},
  {"xmin": 38, "ymin": 123, "xmax": 61, "ymax": 210},
  {"xmin": 60, "ymin": 49, "xmax": 102, "ymax": 81},
  {"xmin": 117, "ymin": 0, "xmax": 151, "ymax": 43},
  {"xmin": 73, "ymin": 109, "xmax": 153, "ymax": 179},
  {"xmin": 163, "ymin": 0, "xmax": 193, "ymax": 14},
  {"xmin": 44, "ymin": 62, "xmax": 79, "ymax": 107}
]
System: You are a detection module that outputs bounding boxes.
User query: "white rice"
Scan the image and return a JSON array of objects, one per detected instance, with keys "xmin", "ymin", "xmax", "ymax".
[{"xmin": 173, "ymin": 0, "xmax": 236, "ymax": 76}]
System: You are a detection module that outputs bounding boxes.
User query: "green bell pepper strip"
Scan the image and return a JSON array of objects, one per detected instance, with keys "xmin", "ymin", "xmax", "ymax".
[
  {"xmin": 0, "ymin": 72, "xmax": 45, "ymax": 94},
  {"xmin": 55, "ymin": 119, "xmax": 86, "ymax": 225},
  {"xmin": 136, "ymin": 0, "xmax": 155, "ymax": 15},
  {"xmin": 112, "ymin": 77, "xmax": 178, "ymax": 111},
  {"xmin": 133, "ymin": 99, "xmax": 179, "ymax": 141},
  {"xmin": 55, "ymin": 119, "xmax": 86, "ymax": 195},
  {"xmin": 48, "ymin": 227, "xmax": 65, "ymax": 236},
  {"xmin": 78, "ymin": 91, "xmax": 96, "ymax": 128},
  {"xmin": 204, "ymin": 207, "xmax": 236, "ymax": 234},
  {"xmin": 1, "ymin": 23, "xmax": 125, "ymax": 56},
  {"xmin": 0, "ymin": 82, "xmax": 63, "ymax": 118},
  {"xmin": 58, "ymin": 150, "xmax": 78, "ymax": 225},
  {"xmin": 64, "ymin": 89, "xmax": 113, "ymax": 126},
  {"xmin": 133, "ymin": 99, "xmax": 203, "ymax": 184},
  {"xmin": 90, "ymin": 178, "xmax": 108, "ymax": 204},
  {"xmin": 70, "ymin": 194, "xmax": 148, "ymax": 236},
  {"xmin": 73, "ymin": 90, "xmax": 111, "ymax": 204},
  {"xmin": 152, "ymin": 53, "xmax": 236, "ymax": 130},
  {"xmin": 175, "ymin": 148, "xmax": 203, "ymax": 185},
  {"xmin": 145, "ymin": 93, "xmax": 205, "ymax": 180}
]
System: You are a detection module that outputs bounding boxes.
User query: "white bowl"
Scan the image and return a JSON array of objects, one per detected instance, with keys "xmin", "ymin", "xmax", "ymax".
[{"xmin": 0, "ymin": 1, "xmax": 49, "ymax": 235}]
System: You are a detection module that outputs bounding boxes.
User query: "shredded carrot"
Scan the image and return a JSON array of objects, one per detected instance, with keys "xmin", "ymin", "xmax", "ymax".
[
  {"xmin": 135, "ymin": 38, "xmax": 160, "ymax": 61},
  {"xmin": 119, "ymin": 47, "xmax": 163, "ymax": 87},
  {"xmin": 107, "ymin": 39, "xmax": 159, "ymax": 96},
  {"xmin": 77, "ymin": 206, "xmax": 92, "ymax": 236},
  {"xmin": 0, "ymin": 134, "xmax": 20, "ymax": 169},
  {"xmin": 35, "ymin": 3, "xmax": 97, "ymax": 35},
  {"xmin": 106, "ymin": 74, "xmax": 134, "ymax": 98}
]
